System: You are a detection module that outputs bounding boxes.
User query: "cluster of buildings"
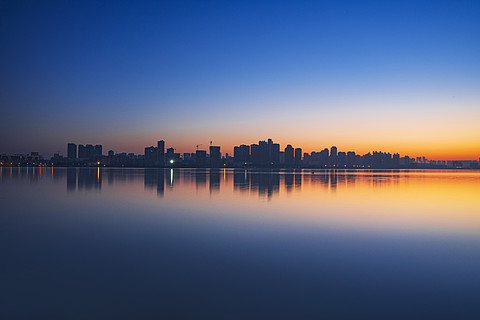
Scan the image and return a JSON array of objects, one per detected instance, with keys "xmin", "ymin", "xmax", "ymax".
[
  {"xmin": 141, "ymin": 138, "xmax": 479, "ymax": 169},
  {"xmin": 1, "ymin": 138, "xmax": 479, "ymax": 169},
  {"xmin": 144, "ymin": 140, "xmax": 222, "ymax": 167}
]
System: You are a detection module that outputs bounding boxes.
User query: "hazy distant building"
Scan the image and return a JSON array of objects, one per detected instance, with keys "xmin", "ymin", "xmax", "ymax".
[{"xmin": 67, "ymin": 143, "xmax": 77, "ymax": 159}]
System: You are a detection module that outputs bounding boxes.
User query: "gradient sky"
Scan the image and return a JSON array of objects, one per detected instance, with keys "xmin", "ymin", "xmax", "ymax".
[{"xmin": 1, "ymin": 0, "xmax": 479, "ymax": 159}]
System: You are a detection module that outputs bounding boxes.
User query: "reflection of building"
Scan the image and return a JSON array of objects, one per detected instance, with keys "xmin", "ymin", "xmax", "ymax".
[
  {"xmin": 57, "ymin": 168, "xmax": 431, "ymax": 200},
  {"xmin": 284, "ymin": 172, "xmax": 294, "ymax": 192},
  {"xmin": 250, "ymin": 171, "xmax": 280, "ymax": 198},
  {"xmin": 74, "ymin": 168, "xmax": 102, "ymax": 190},
  {"xmin": 67, "ymin": 168, "xmax": 76, "ymax": 191},
  {"xmin": 294, "ymin": 172, "xmax": 302, "ymax": 189},
  {"xmin": 233, "ymin": 169, "xmax": 249, "ymax": 192},
  {"xmin": 195, "ymin": 169, "xmax": 207, "ymax": 188},
  {"xmin": 209, "ymin": 169, "xmax": 220, "ymax": 192},
  {"xmin": 144, "ymin": 168, "xmax": 165, "ymax": 197}
]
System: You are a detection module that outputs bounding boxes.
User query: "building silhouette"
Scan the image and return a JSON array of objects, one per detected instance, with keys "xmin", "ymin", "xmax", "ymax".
[
  {"xmin": 330, "ymin": 146, "xmax": 337, "ymax": 166},
  {"xmin": 294, "ymin": 148, "xmax": 302, "ymax": 167},
  {"xmin": 209, "ymin": 146, "xmax": 221, "ymax": 167},
  {"xmin": 157, "ymin": 140, "xmax": 165, "ymax": 165},
  {"xmin": 67, "ymin": 143, "xmax": 77, "ymax": 159},
  {"xmin": 196, "ymin": 150, "xmax": 207, "ymax": 166},
  {"xmin": 284, "ymin": 145, "xmax": 294, "ymax": 167},
  {"xmin": 234, "ymin": 144, "xmax": 249, "ymax": 164}
]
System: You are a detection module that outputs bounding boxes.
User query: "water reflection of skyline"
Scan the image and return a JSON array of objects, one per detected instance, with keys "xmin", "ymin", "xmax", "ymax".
[
  {"xmin": 2, "ymin": 167, "xmax": 474, "ymax": 200},
  {"xmin": 2, "ymin": 167, "xmax": 480, "ymax": 234}
]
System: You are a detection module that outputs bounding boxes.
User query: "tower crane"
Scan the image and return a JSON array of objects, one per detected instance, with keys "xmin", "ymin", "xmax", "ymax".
[{"xmin": 196, "ymin": 144, "xmax": 203, "ymax": 150}]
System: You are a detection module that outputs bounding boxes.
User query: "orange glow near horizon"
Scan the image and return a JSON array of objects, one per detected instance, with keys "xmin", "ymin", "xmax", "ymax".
[
  {"xmin": 102, "ymin": 104, "xmax": 480, "ymax": 160},
  {"xmin": 117, "ymin": 136, "xmax": 479, "ymax": 161}
]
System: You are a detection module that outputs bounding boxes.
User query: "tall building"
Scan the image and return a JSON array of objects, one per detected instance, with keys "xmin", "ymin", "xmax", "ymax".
[
  {"xmin": 78, "ymin": 144, "xmax": 86, "ymax": 159},
  {"xmin": 234, "ymin": 144, "xmax": 249, "ymax": 163},
  {"xmin": 258, "ymin": 140, "xmax": 269, "ymax": 166},
  {"xmin": 67, "ymin": 143, "xmax": 77, "ymax": 159},
  {"xmin": 266, "ymin": 139, "xmax": 280, "ymax": 166},
  {"xmin": 285, "ymin": 145, "xmax": 294, "ymax": 167},
  {"xmin": 337, "ymin": 151, "xmax": 346, "ymax": 167},
  {"xmin": 94, "ymin": 145, "xmax": 102, "ymax": 157},
  {"xmin": 165, "ymin": 147, "xmax": 180, "ymax": 164},
  {"xmin": 157, "ymin": 140, "xmax": 165, "ymax": 165},
  {"xmin": 330, "ymin": 146, "xmax": 337, "ymax": 166},
  {"xmin": 271, "ymin": 143, "xmax": 280, "ymax": 166},
  {"xmin": 209, "ymin": 146, "xmax": 221, "ymax": 167},
  {"xmin": 250, "ymin": 144, "xmax": 260, "ymax": 165},
  {"xmin": 347, "ymin": 151, "xmax": 356, "ymax": 167},
  {"xmin": 294, "ymin": 148, "xmax": 302, "ymax": 166},
  {"xmin": 85, "ymin": 144, "xmax": 94, "ymax": 159},
  {"xmin": 145, "ymin": 146, "xmax": 157, "ymax": 163},
  {"xmin": 196, "ymin": 150, "xmax": 207, "ymax": 166},
  {"xmin": 279, "ymin": 151, "xmax": 285, "ymax": 164}
]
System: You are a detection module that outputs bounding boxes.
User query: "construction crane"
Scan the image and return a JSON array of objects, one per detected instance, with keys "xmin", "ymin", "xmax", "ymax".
[{"xmin": 196, "ymin": 144, "xmax": 203, "ymax": 150}]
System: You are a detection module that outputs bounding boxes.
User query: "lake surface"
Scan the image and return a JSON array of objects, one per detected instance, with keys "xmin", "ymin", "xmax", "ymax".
[{"xmin": 1, "ymin": 167, "xmax": 480, "ymax": 319}]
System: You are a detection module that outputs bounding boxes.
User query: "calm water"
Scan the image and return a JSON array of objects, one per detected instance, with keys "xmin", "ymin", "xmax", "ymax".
[{"xmin": 1, "ymin": 168, "xmax": 480, "ymax": 319}]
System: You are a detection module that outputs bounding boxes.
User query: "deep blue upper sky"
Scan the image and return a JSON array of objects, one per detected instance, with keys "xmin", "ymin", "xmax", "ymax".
[{"xmin": 1, "ymin": 0, "xmax": 479, "ymax": 158}]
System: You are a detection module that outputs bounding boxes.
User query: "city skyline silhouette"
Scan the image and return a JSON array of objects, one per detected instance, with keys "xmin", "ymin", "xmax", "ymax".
[{"xmin": 1, "ymin": 137, "xmax": 478, "ymax": 169}]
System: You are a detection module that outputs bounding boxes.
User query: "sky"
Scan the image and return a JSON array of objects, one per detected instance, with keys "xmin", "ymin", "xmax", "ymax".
[{"xmin": 0, "ymin": 0, "xmax": 479, "ymax": 160}]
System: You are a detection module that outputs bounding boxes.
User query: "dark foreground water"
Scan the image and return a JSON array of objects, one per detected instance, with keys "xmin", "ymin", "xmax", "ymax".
[{"xmin": 1, "ymin": 167, "xmax": 480, "ymax": 319}]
